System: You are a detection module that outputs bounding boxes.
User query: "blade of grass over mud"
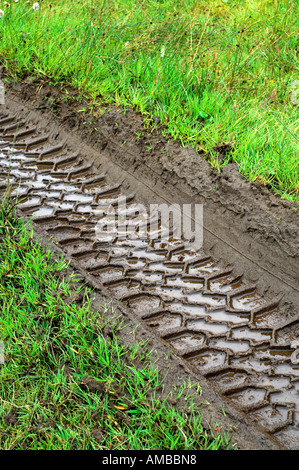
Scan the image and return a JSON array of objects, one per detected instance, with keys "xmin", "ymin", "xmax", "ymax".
[
  {"xmin": 0, "ymin": 196, "xmax": 230, "ymax": 450},
  {"xmin": 0, "ymin": 0, "xmax": 298, "ymax": 200}
]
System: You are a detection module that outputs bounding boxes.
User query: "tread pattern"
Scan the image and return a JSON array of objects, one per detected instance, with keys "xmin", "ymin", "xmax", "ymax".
[{"xmin": 0, "ymin": 115, "xmax": 298, "ymax": 448}]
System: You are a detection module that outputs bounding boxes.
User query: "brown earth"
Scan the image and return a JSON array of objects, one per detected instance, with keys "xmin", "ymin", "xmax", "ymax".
[
  {"xmin": 3, "ymin": 74, "xmax": 298, "ymax": 316},
  {"xmin": 0, "ymin": 72, "xmax": 298, "ymax": 450}
]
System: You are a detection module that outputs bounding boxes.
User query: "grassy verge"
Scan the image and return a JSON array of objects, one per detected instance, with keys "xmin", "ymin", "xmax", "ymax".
[
  {"xmin": 0, "ymin": 0, "xmax": 298, "ymax": 200},
  {"xmin": 0, "ymin": 193, "xmax": 231, "ymax": 450}
]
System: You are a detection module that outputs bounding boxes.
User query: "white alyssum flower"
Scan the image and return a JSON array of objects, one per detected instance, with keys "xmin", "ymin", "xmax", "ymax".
[
  {"xmin": 160, "ymin": 47, "xmax": 165, "ymax": 58},
  {"xmin": 0, "ymin": 9, "xmax": 4, "ymax": 17},
  {"xmin": 32, "ymin": 2, "xmax": 39, "ymax": 10}
]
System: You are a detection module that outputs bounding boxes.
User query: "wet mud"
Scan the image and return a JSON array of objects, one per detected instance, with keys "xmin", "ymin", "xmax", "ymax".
[{"xmin": 0, "ymin": 80, "xmax": 298, "ymax": 449}]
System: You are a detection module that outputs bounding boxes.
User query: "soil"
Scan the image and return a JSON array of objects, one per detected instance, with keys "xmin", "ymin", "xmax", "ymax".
[
  {"xmin": 0, "ymin": 72, "xmax": 298, "ymax": 450},
  {"xmin": 2, "ymin": 75, "xmax": 298, "ymax": 312}
]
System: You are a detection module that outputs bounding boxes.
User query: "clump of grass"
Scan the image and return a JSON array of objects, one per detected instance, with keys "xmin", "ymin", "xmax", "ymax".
[
  {"xmin": 0, "ymin": 0, "xmax": 298, "ymax": 200},
  {"xmin": 0, "ymin": 195, "xmax": 231, "ymax": 450}
]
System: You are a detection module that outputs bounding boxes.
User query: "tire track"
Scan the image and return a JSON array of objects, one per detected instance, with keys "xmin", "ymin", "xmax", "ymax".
[{"xmin": 0, "ymin": 114, "xmax": 298, "ymax": 449}]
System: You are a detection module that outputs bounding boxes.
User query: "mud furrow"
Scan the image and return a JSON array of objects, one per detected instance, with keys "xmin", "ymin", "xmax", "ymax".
[{"xmin": 0, "ymin": 114, "xmax": 298, "ymax": 449}]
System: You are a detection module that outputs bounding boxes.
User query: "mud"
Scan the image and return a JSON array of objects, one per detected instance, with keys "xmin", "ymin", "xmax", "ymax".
[
  {"xmin": 0, "ymin": 76, "xmax": 298, "ymax": 450},
  {"xmin": 3, "ymin": 77, "xmax": 298, "ymax": 291}
]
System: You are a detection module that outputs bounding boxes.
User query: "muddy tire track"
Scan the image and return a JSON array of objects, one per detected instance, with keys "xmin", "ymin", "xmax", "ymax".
[{"xmin": 0, "ymin": 111, "xmax": 298, "ymax": 449}]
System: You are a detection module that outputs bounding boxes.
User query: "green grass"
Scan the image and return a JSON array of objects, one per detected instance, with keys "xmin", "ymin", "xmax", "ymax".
[
  {"xmin": 0, "ymin": 193, "xmax": 231, "ymax": 450},
  {"xmin": 0, "ymin": 0, "xmax": 298, "ymax": 200}
]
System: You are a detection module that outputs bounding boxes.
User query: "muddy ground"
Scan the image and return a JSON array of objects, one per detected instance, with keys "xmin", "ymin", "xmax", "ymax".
[
  {"xmin": 0, "ymin": 72, "xmax": 298, "ymax": 450},
  {"xmin": 3, "ymin": 74, "xmax": 298, "ymax": 314}
]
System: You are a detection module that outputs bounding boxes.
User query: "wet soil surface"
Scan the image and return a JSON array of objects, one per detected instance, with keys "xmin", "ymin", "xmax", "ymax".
[{"xmin": 0, "ymin": 78, "xmax": 298, "ymax": 449}]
